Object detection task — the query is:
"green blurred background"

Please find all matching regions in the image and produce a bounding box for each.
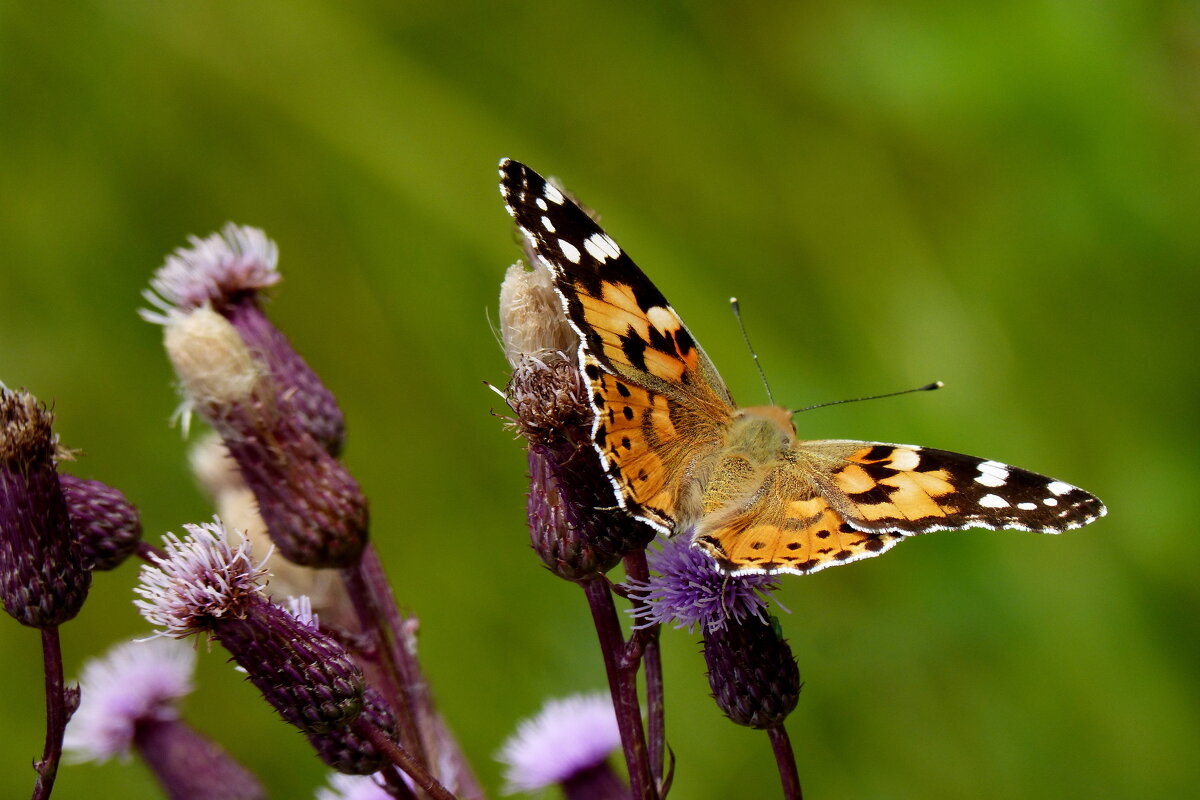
[2,1,1197,798]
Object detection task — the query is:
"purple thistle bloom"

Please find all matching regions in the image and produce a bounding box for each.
[59,474,142,571]
[0,389,91,627]
[626,533,782,634]
[142,223,345,456]
[496,693,624,798]
[316,773,393,800]
[136,520,367,736]
[64,637,266,800]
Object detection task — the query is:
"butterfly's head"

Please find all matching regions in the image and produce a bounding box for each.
[734,405,798,445]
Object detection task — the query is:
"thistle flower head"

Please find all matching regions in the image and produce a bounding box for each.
[626,533,781,634]
[143,224,345,454]
[0,389,91,627]
[306,688,400,775]
[136,519,366,735]
[60,474,142,571]
[134,519,269,638]
[496,693,622,795]
[63,638,196,763]
[141,223,280,318]
[315,773,392,800]
[703,614,801,729]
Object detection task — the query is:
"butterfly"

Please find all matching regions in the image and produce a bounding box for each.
[499,159,1107,577]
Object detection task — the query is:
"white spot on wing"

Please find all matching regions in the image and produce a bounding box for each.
[536,197,548,211]
[1047,481,1073,496]
[1043,497,1059,507]
[558,239,581,263]
[1017,502,1038,511]
[585,232,621,261]
[543,184,565,204]
[887,448,921,471]
[979,494,1010,508]
[975,460,1009,487]
[541,216,556,232]
[646,306,678,332]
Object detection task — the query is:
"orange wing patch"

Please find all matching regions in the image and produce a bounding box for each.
[692,468,905,575]
[588,361,729,532]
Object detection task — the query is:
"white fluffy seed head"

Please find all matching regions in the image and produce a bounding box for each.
[162,306,267,411]
[498,259,578,366]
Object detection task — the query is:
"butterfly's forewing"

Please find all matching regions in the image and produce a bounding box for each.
[695,440,1107,575]
[500,159,735,531]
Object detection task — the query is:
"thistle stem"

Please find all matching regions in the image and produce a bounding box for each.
[33,626,68,800]
[340,552,427,767]
[355,718,457,800]
[767,725,802,800]
[581,576,657,800]
[623,550,665,788]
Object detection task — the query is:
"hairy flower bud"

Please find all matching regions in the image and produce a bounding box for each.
[160,309,367,567]
[703,615,800,729]
[0,390,90,627]
[142,223,344,454]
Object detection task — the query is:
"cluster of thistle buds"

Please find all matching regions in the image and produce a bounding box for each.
[2,217,803,800]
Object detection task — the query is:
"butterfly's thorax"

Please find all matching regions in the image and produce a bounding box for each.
[693,406,798,518]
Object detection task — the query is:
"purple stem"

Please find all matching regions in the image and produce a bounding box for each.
[767,725,803,800]
[581,577,657,800]
[623,550,665,788]
[354,718,457,800]
[345,545,485,800]
[32,626,68,800]
[340,553,427,766]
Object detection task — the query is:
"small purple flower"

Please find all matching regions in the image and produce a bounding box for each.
[315,773,392,800]
[496,693,624,797]
[626,533,782,634]
[141,223,345,454]
[64,637,266,800]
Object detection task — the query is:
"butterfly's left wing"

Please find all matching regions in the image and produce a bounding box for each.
[499,159,735,532]
[694,440,1106,576]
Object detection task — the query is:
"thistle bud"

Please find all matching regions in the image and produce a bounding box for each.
[703,615,800,730]
[0,390,90,627]
[142,223,345,454]
[307,688,400,775]
[159,309,367,567]
[135,521,367,734]
[59,474,141,571]
[500,262,653,577]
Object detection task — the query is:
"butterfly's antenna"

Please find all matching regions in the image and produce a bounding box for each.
[793,381,944,415]
[730,298,775,406]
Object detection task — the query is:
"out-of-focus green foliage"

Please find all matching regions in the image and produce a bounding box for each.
[1,1,1196,798]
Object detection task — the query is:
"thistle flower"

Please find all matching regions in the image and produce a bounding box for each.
[135,520,367,736]
[626,532,780,634]
[59,474,141,571]
[156,308,367,567]
[307,687,401,775]
[0,389,90,627]
[703,615,801,730]
[496,694,625,799]
[141,223,345,454]
[63,638,265,800]
[315,773,392,800]
[500,262,652,578]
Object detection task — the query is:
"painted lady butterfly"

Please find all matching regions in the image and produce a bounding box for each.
[500,159,1106,576]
